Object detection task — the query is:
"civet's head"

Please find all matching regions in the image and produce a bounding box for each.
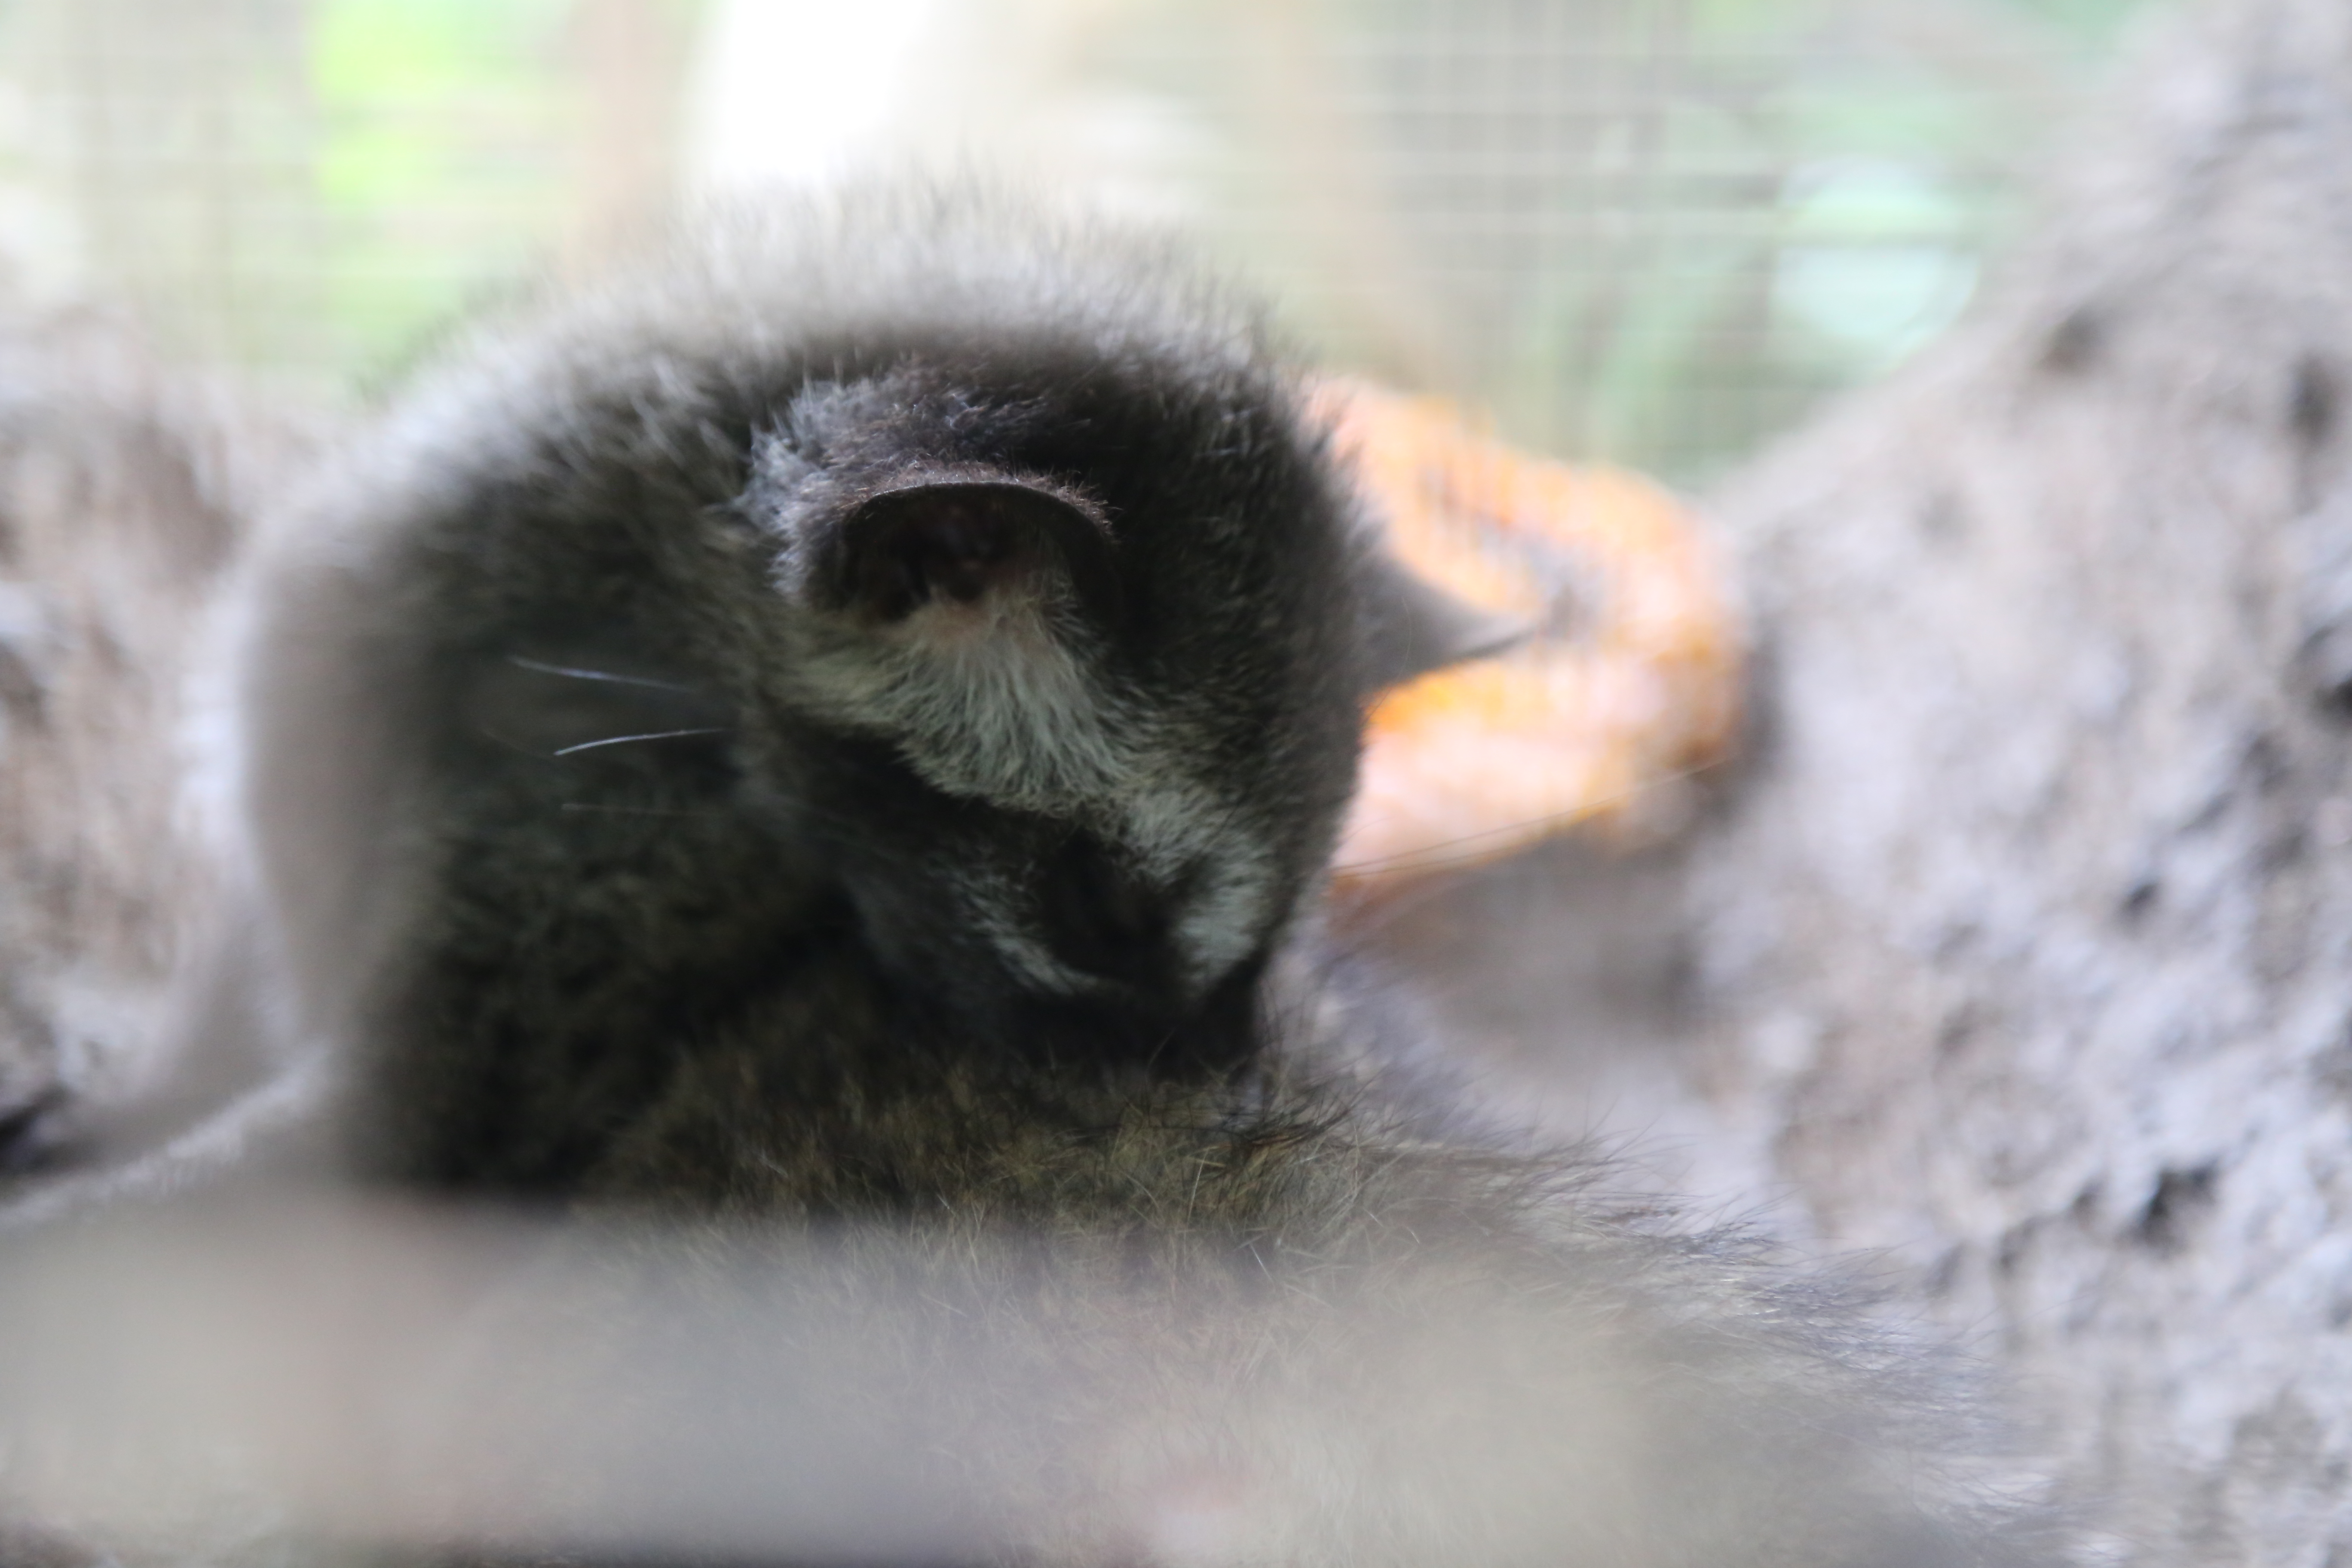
[239,205,1412,1121]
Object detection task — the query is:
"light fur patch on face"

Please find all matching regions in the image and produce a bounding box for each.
[1124,778,1279,992]
[789,590,1127,814]
[786,592,1280,1001]
[940,862,1105,1001]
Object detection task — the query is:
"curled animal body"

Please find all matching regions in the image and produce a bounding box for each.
[0,197,2055,1568]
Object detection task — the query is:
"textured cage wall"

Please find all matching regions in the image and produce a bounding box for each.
[0,0,2157,478]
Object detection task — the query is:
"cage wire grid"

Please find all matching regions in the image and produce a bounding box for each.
[0,0,2154,481]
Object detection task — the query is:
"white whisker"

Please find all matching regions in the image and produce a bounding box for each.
[557,802,724,819]
[508,655,701,692]
[551,728,729,756]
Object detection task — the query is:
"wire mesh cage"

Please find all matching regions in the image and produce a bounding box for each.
[0,0,2158,479]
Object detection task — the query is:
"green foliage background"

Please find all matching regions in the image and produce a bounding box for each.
[310,0,579,373]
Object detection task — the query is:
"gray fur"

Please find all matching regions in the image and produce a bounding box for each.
[136,191,2059,1565]
[235,194,1371,1191]
[0,310,315,1186]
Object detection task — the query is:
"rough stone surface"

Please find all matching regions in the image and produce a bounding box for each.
[0,312,296,1170]
[1397,2,2352,1560]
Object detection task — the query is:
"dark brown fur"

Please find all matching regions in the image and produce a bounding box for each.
[0,196,2057,1567]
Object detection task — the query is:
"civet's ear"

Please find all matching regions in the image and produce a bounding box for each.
[1356,549,1531,694]
[817,481,1122,632]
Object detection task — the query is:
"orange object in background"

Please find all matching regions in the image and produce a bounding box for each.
[1316,380,1744,893]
